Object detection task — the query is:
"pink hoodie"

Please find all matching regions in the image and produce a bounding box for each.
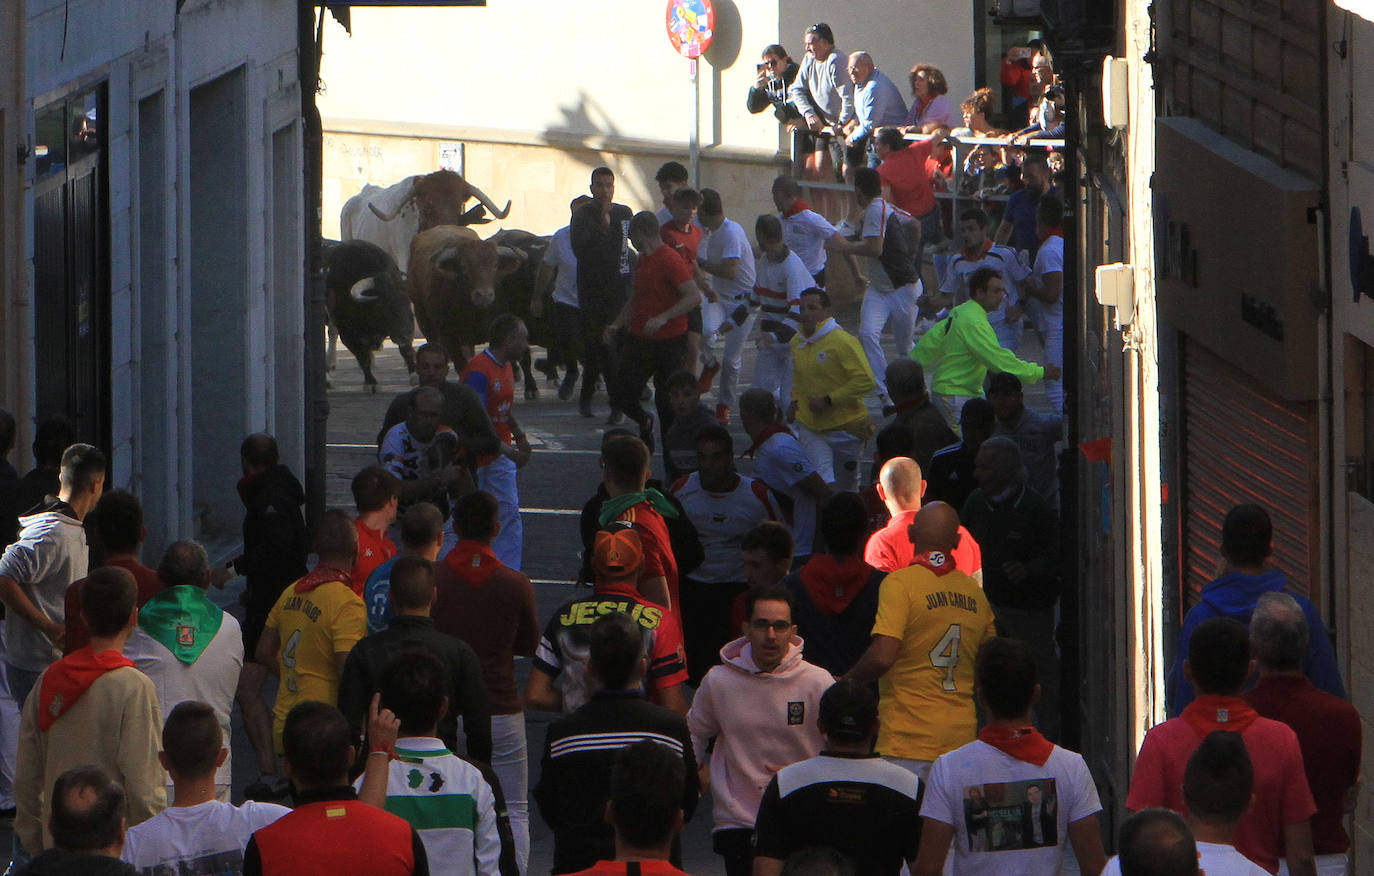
[687,636,835,831]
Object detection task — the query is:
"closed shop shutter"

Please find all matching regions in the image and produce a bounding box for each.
[1180,341,1319,606]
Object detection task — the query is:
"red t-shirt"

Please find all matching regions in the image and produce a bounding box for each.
[1245,674,1362,854]
[630,245,693,340]
[878,141,936,217]
[1126,696,1316,872]
[567,862,690,876]
[351,518,397,597]
[862,509,982,578]
[248,798,420,876]
[64,557,162,654]
[611,500,681,617]
[661,220,702,263]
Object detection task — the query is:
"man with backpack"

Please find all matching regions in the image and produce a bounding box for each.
[826,167,922,406]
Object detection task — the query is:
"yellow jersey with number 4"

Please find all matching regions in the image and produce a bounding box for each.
[265,572,366,751]
[871,551,997,761]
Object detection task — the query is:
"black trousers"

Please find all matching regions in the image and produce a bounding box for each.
[552,302,583,374]
[611,332,688,442]
[713,828,754,876]
[578,309,616,406]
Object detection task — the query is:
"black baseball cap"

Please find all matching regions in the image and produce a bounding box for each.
[819,679,878,742]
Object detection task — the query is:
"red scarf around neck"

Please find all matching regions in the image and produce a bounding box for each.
[978,725,1054,766]
[743,423,794,458]
[783,198,810,218]
[294,564,352,594]
[1038,226,1064,243]
[961,238,994,261]
[799,555,874,615]
[38,648,135,732]
[445,540,501,588]
[1181,695,1258,739]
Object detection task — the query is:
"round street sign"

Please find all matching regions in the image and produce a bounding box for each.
[666,0,714,59]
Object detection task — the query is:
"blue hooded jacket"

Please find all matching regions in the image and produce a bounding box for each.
[1166,568,1346,716]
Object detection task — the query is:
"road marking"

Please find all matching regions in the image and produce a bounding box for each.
[531,579,581,587]
[522,508,581,516]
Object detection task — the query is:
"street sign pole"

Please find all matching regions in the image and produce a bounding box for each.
[689,58,700,185]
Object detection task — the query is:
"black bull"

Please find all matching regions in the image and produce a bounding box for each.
[324,231,555,396]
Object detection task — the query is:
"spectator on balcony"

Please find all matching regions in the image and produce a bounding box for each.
[841,52,907,178]
[953,88,998,138]
[749,45,804,173]
[901,65,960,133]
[788,23,853,215]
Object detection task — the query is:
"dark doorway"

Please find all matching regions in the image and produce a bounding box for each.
[32,86,110,453]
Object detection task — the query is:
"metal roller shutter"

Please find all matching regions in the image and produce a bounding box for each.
[1180,341,1319,606]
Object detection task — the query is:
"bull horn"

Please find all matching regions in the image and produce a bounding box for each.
[496,245,527,262]
[368,176,418,222]
[467,181,511,220]
[349,277,379,302]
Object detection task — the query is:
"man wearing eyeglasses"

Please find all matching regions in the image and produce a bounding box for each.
[686,584,833,876]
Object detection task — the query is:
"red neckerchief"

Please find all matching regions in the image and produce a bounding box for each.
[911,549,957,576]
[978,725,1054,766]
[293,564,352,594]
[38,648,135,732]
[1181,695,1258,738]
[1038,226,1064,243]
[916,95,934,115]
[743,423,794,458]
[445,540,501,588]
[961,238,994,261]
[799,555,874,615]
[783,198,810,218]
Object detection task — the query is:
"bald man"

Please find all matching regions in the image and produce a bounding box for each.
[847,502,997,781]
[864,457,982,580]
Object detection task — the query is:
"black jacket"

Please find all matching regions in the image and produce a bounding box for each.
[535,690,698,874]
[746,61,802,122]
[960,484,1059,610]
[337,615,493,765]
[233,464,308,613]
[923,441,978,512]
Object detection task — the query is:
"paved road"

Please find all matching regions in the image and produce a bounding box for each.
[0,300,1052,872]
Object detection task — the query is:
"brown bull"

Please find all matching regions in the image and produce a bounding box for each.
[368,169,511,229]
[407,226,525,368]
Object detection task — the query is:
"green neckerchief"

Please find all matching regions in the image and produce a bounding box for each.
[598,488,680,527]
[137,586,224,665]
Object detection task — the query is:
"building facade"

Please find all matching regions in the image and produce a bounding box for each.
[1,0,306,559]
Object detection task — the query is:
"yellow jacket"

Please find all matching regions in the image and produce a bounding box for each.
[790,319,876,434]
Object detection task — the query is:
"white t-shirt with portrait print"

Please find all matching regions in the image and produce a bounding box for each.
[122,799,290,875]
[920,739,1102,876]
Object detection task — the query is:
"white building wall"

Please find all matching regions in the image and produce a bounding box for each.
[17,0,303,552]
[315,1,974,240]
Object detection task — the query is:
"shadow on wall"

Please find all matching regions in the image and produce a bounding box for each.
[705,0,742,148]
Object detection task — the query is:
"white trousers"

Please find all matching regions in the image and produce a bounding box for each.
[859,281,921,397]
[795,422,864,492]
[478,454,523,570]
[932,393,973,433]
[752,337,793,406]
[1037,322,1064,414]
[703,302,756,408]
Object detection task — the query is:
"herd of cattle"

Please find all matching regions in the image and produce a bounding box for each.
[325,169,551,395]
